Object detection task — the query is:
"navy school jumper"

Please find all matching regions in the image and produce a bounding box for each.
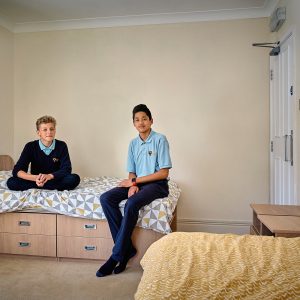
[7,140,80,191]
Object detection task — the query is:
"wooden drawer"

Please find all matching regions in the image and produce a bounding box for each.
[0,233,56,257]
[57,215,111,238]
[57,236,113,260]
[0,212,56,235]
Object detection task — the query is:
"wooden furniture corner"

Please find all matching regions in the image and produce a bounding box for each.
[250,204,300,238]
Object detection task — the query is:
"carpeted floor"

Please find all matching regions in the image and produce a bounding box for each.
[0,255,143,300]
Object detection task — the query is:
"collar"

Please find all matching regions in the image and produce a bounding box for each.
[139,130,154,145]
[39,139,56,155]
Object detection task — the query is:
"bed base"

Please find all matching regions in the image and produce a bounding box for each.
[0,211,175,265]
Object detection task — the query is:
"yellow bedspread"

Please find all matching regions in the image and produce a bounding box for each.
[135,232,300,300]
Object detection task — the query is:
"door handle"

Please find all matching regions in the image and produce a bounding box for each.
[290,130,293,166]
[284,134,288,162]
[284,131,293,166]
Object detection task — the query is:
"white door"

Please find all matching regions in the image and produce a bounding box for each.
[270,32,295,205]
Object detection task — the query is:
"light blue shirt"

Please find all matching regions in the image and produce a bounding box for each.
[39,139,56,155]
[127,130,172,177]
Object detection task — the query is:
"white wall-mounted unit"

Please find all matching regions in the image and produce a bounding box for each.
[270,7,286,32]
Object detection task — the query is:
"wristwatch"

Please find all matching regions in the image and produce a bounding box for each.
[131,177,137,186]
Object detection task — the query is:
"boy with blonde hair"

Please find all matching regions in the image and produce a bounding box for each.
[7,115,80,191]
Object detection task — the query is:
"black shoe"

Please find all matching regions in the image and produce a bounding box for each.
[96,256,118,277]
[114,248,137,274]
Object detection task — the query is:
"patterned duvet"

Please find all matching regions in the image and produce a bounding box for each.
[0,171,180,234]
[135,232,300,299]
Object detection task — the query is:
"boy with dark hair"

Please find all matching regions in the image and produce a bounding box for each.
[97,104,172,277]
[7,115,80,191]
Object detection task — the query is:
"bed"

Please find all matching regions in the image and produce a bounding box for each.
[135,232,300,299]
[0,155,180,264]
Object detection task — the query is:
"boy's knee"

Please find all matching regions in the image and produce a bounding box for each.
[125,201,139,215]
[6,177,18,190]
[64,174,80,189]
[100,192,109,206]
[72,174,80,186]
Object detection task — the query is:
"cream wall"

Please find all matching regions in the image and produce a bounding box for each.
[14,18,270,233]
[0,25,13,155]
[274,0,300,203]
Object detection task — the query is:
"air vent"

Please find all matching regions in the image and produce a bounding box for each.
[270,7,286,32]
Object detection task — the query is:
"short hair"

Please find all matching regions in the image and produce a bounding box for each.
[36,115,56,130]
[132,104,152,121]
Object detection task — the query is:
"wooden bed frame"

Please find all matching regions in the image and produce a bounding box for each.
[0,155,176,265]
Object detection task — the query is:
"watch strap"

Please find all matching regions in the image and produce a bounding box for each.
[131,177,137,186]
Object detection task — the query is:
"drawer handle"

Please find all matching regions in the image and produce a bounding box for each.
[84,224,97,230]
[19,242,30,247]
[19,221,31,226]
[84,245,97,251]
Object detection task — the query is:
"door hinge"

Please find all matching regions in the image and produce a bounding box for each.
[270,70,273,80]
[271,141,273,152]
[290,85,293,96]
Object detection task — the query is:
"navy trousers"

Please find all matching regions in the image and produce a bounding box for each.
[100,180,169,261]
[6,174,80,191]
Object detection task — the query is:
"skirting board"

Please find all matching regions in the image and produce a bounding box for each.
[177,218,251,235]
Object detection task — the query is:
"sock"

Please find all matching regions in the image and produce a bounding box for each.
[114,248,137,274]
[96,256,118,277]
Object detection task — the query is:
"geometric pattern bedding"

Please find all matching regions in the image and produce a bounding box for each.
[0,171,180,234]
[136,232,300,300]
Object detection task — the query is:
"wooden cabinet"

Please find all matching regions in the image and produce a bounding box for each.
[57,215,113,260]
[0,211,167,264]
[250,204,300,238]
[0,212,56,257]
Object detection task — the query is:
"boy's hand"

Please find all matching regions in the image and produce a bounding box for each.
[36,173,54,187]
[118,179,133,188]
[35,174,44,187]
[128,186,139,198]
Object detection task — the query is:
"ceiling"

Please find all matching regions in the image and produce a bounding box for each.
[0,0,279,32]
